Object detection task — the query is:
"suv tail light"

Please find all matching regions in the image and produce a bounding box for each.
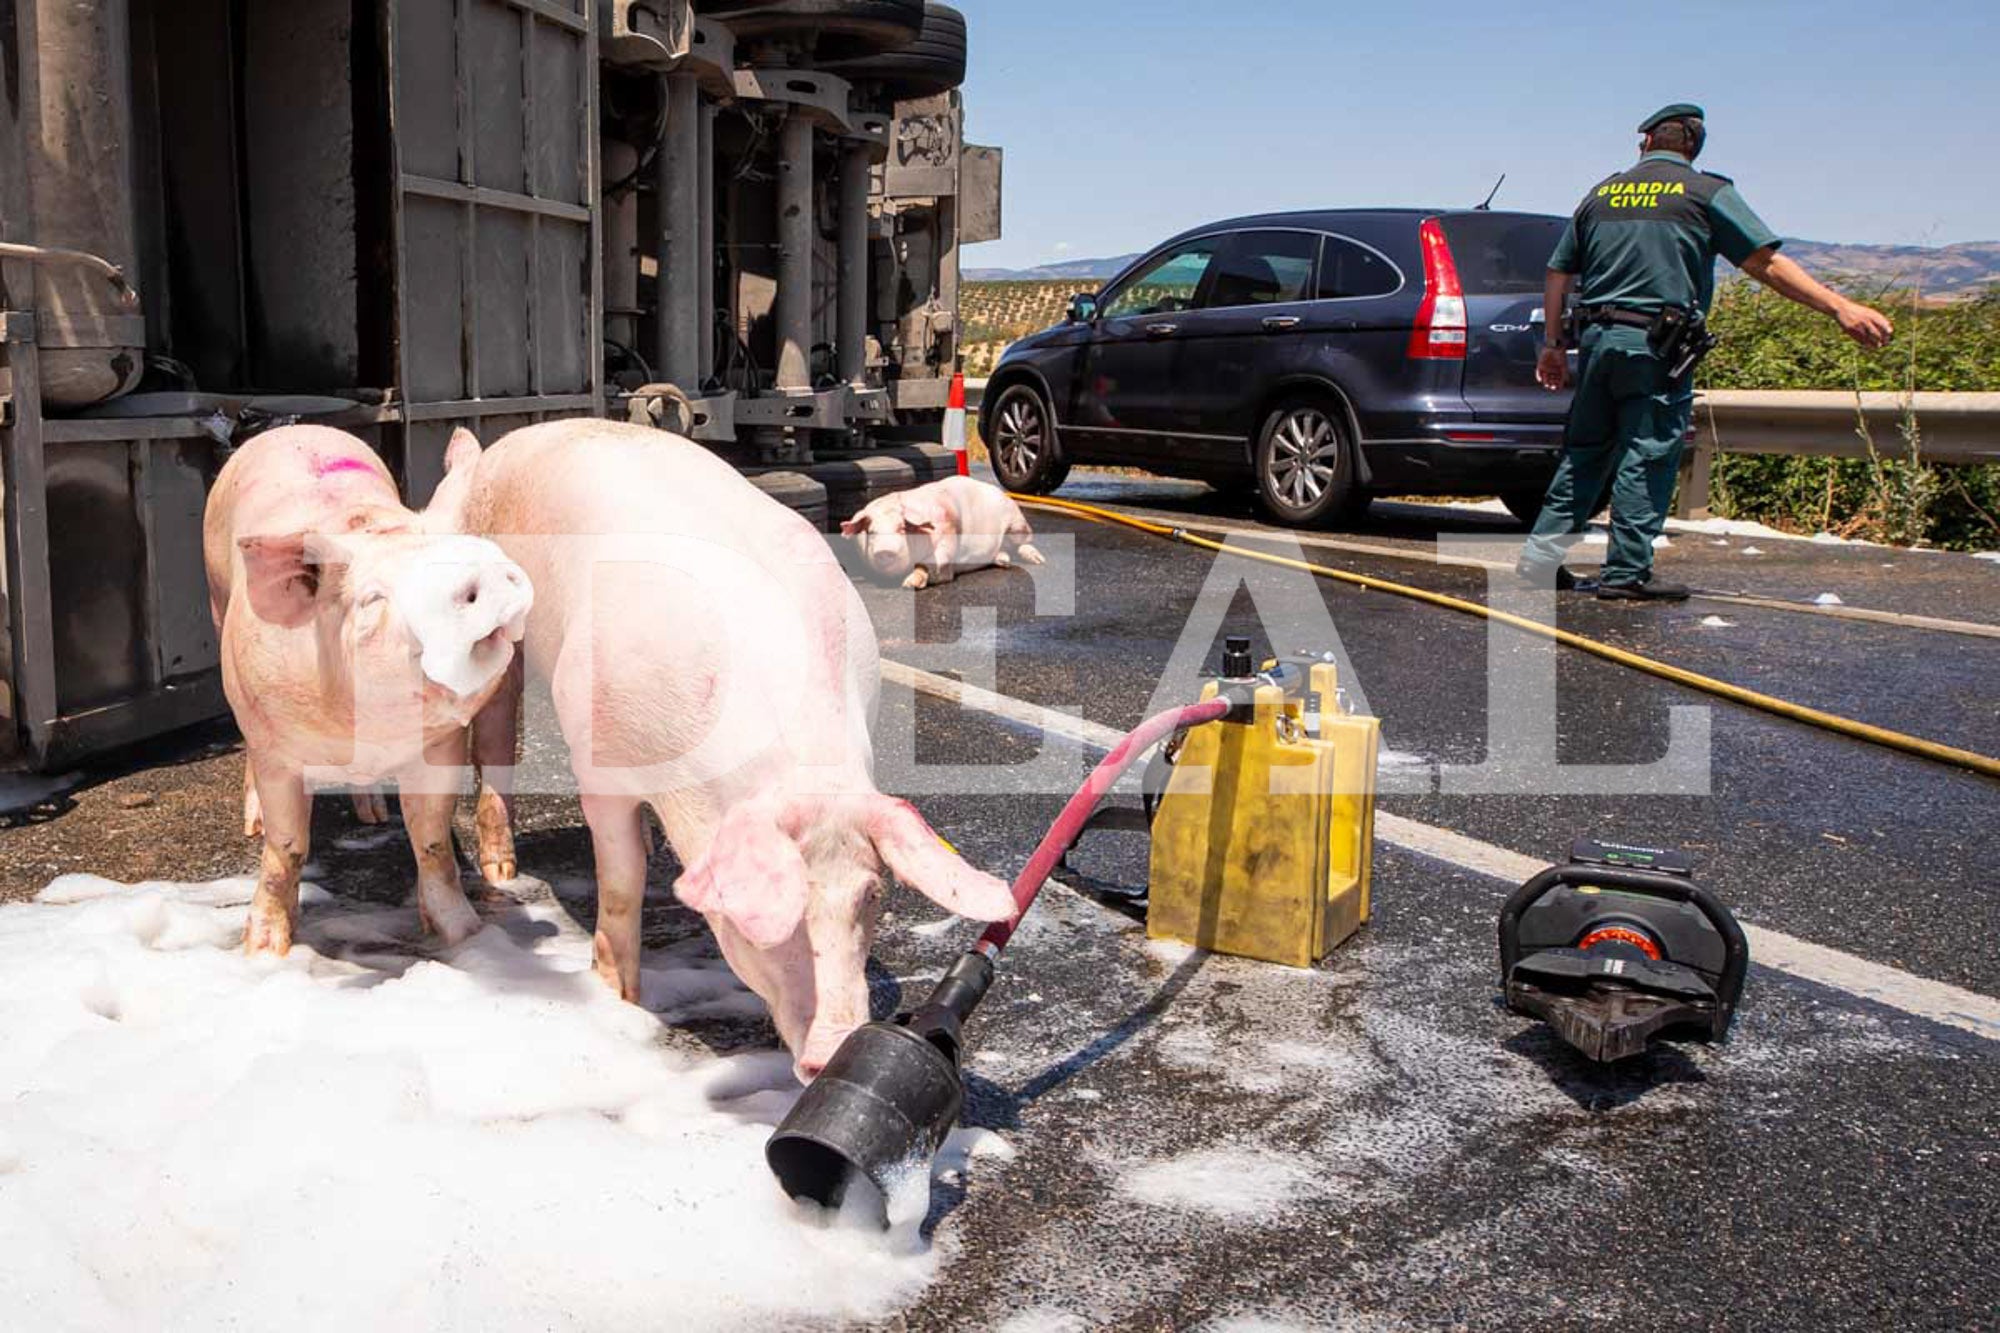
[1407,218,1466,360]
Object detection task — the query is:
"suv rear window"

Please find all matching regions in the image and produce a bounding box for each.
[1438,214,1566,294]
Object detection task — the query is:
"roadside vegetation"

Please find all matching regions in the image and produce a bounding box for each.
[962,279,2000,550]
[1702,283,1999,550]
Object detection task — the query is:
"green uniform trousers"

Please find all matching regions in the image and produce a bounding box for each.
[1520,325,1693,586]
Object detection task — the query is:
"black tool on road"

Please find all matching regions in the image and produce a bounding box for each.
[765,694,1235,1225]
[1499,838,1748,1062]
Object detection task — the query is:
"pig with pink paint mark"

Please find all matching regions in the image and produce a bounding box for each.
[202,425,532,955]
[840,475,1044,589]
[430,420,1015,1081]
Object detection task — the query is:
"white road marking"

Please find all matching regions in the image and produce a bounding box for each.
[884,658,2000,1044]
[1056,500,2000,640]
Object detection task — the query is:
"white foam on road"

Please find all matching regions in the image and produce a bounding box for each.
[0,874,998,1331]
[1116,1146,1314,1219]
[885,661,2000,1044]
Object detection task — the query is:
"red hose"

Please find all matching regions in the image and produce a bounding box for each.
[975,696,1232,956]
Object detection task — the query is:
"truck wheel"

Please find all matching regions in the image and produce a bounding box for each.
[987,384,1070,494]
[820,3,966,99]
[712,0,925,59]
[1500,488,1547,527]
[1255,397,1356,527]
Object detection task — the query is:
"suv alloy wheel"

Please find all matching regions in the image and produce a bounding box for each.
[1255,397,1355,525]
[987,383,1070,494]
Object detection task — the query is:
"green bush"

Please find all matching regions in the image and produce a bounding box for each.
[1700,284,2000,550]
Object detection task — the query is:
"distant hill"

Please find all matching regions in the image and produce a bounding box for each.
[969,240,2000,298]
[965,253,1138,282]
[1777,240,2000,298]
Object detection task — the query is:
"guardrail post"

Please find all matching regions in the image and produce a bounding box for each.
[1675,437,1714,520]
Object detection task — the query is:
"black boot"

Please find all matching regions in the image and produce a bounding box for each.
[1597,578,1690,602]
[1515,562,1581,591]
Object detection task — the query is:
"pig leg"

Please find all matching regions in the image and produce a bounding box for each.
[400,734,481,946]
[582,794,649,1002]
[470,656,523,884]
[992,550,1012,568]
[927,533,961,584]
[1005,513,1044,565]
[241,765,263,839]
[245,760,310,956]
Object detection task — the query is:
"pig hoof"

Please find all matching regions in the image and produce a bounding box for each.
[992,551,1012,568]
[1017,543,1045,565]
[352,788,391,825]
[419,892,482,947]
[593,960,642,1005]
[244,913,293,957]
[902,568,930,590]
[479,855,517,885]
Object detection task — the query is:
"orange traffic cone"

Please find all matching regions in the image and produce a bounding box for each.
[946,371,968,477]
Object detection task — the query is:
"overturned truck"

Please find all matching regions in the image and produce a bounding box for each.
[0,0,1001,768]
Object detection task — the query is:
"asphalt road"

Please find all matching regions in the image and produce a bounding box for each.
[1,477,1993,1331]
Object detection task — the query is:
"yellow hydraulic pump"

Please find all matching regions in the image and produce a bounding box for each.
[1146,642,1381,968]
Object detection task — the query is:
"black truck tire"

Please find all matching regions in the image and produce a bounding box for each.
[819,3,966,99]
[710,0,925,60]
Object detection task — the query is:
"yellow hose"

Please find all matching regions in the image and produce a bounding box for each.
[1014,492,2000,782]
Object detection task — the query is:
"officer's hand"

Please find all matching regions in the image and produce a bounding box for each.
[1836,300,1895,350]
[1536,345,1572,391]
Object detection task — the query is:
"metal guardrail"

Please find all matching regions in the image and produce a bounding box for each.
[1691,390,2000,464]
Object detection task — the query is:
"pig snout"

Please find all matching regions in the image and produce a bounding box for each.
[793,1021,855,1084]
[392,537,534,698]
[868,541,911,576]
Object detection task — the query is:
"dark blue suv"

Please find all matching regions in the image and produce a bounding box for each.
[979,209,1574,525]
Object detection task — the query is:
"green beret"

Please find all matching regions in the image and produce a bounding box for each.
[1638,102,1705,133]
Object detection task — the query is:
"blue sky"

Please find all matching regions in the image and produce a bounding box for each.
[959,0,1999,269]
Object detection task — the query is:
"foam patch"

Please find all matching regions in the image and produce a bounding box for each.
[0,875,1011,1329]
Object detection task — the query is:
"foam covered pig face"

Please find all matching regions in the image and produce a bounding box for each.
[237,528,533,712]
[839,496,932,580]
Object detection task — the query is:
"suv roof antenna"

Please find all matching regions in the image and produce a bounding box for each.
[1476,173,1506,211]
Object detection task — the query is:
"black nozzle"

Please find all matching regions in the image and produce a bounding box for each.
[764,952,996,1226]
[1221,635,1254,677]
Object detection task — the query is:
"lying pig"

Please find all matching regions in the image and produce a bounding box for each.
[203,425,532,955]
[430,420,1015,1080]
[840,475,1044,589]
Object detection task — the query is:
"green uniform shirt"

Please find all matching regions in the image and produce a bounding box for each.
[1548,150,1779,315]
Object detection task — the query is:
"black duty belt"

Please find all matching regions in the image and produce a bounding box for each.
[1577,306,1657,330]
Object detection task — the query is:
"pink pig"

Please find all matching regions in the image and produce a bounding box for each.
[840,475,1044,589]
[430,420,1017,1081]
[203,425,532,955]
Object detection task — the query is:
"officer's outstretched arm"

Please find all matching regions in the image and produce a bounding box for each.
[1739,247,1895,350]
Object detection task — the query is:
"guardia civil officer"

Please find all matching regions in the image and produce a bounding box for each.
[1517,104,1895,600]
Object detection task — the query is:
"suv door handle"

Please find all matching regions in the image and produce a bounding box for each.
[1261,315,1300,332]
[1144,322,1179,338]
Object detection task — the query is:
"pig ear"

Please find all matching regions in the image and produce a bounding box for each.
[839,512,871,536]
[444,427,483,473]
[898,492,941,534]
[676,801,811,949]
[238,533,342,628]
[865,797,1016,922]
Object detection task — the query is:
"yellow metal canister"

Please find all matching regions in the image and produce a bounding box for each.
[1145,663,1380,967]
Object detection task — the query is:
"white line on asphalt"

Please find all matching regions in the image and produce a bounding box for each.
[884,658,2000,1044]
[1058,501,2000,640]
